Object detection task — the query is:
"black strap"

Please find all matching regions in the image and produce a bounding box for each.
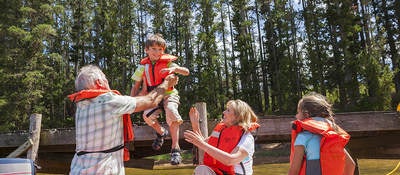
[146,106,162,117]
[145,100,164,117]
[77,144,124,156]
[239,161,246,175]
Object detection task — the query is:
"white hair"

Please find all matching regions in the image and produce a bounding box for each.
[75,65,107,91]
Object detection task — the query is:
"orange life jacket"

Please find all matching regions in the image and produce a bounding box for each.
[203,122,259,175]
[290,118,350,175]
[140,54,177,92]
[68,89,134,161]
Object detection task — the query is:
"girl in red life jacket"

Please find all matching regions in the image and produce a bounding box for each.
[288,92,356,175]
[184,100,260,175]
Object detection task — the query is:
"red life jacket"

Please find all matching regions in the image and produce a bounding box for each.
[68,89,134,161]
[290,118,350,175]
[140,54,177,91]
[203,122,259,175]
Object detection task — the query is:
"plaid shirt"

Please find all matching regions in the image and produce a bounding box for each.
[70,92,137,175]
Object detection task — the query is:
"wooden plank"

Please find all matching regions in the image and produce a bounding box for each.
[255,111,400,142]
[347,131,400,159]
[6,139,33,158]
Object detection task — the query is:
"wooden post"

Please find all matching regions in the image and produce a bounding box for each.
[195,102,208,165]
[27,114,42,164]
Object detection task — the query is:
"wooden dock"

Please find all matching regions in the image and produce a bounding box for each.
[0,111,399,173]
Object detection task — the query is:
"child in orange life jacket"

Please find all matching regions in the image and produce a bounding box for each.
[184,100,260,175]
[288,92,356,175]
[130,33,189,165]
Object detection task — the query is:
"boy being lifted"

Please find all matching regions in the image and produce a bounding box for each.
[130,33,190,165]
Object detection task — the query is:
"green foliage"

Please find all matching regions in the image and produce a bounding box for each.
[0,0,399,132]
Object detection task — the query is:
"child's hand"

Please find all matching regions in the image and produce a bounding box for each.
[160,67,175,74]
[164,74,178,87]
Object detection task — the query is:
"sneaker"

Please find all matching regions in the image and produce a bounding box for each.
[152,129,168,151]
[170,149,182,165]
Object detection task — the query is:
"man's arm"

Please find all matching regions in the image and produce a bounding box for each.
[133,74,177,112]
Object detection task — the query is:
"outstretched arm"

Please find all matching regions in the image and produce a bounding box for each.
[184,130,248,166]
[133,74,177,112]
[160,63,190,76]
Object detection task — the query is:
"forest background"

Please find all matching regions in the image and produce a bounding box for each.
[0,0,399,132]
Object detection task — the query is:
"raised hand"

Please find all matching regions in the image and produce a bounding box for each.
[189,107,200,133]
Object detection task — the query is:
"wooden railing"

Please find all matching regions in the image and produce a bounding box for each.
[1,108,399,173]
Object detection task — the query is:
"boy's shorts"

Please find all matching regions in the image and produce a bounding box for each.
[143,94,183,126]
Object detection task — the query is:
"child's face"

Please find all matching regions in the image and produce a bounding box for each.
[295,106,306,120]
[222,105,237,127]
[145,45,165,61]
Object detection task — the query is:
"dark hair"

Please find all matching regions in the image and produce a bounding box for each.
[298,92,343,133]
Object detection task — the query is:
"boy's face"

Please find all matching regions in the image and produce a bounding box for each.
[145,45,165,61]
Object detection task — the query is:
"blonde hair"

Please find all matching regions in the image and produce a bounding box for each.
[145,33,166,49]
[226,99,258,131]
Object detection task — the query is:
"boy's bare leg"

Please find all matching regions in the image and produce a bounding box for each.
[144,114,168,151]
[143,114,166,135]
[169,120,182,165]
[170,121,180,150]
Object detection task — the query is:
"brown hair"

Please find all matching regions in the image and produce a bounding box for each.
[298,92,333,118]
[145,33,166,49]
[298,92,343,133]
